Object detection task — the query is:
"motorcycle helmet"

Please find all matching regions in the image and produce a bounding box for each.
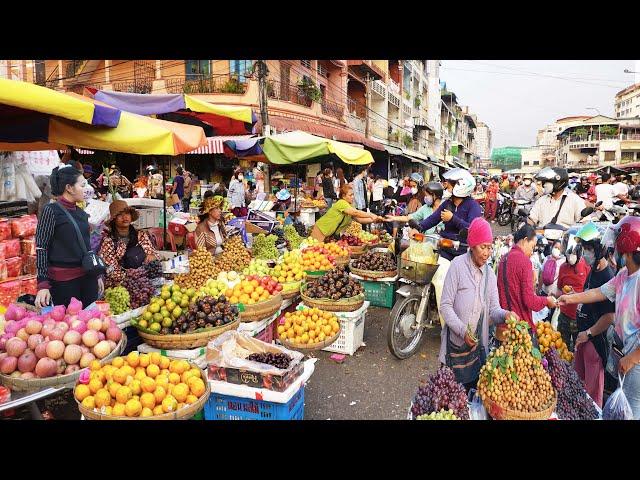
[575,222,607,267]
[443,169,475,198]
[424,181,444,199]
[612,216,640,255]
[535,167,569,194]
[492,175,500,182]
[146,165,158,174]
[561,225,582,266]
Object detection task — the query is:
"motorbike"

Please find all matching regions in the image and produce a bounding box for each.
[513,199,534,233]
[586,200,640,223]
[496,192,514,227]
[386,230,467,359]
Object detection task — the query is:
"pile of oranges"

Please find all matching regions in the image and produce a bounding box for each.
[74,351,207,418]
[277,308,340,346]
[535,321,573,362]
[301,250,336,272]
[304,243,349,258]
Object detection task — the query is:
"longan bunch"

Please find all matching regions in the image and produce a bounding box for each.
[214,236,251,272]
[175,248,218,290]
[478,318,555,413]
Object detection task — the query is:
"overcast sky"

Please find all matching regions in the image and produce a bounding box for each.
[439,60,638,150]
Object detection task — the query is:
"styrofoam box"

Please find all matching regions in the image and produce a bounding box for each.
[124,198,164,208]
[298,301,369,356]
[137,343,206,360]
[237,310,280,336]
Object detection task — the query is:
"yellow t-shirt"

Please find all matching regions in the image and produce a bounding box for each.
[315,199,352,237]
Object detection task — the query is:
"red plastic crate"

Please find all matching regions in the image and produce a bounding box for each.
[255,322,274,344]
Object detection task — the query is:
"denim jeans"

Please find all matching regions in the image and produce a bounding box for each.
[623,364,640,420]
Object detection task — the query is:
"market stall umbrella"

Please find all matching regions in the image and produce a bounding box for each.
[90,89,256,135]
[262,131,374,165]
[223,136,263,158]
[0,78,121,127]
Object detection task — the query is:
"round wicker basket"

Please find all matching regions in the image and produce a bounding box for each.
[279,280,302,300]
[347,245,367,257]
[349,263,397,279]
[334,255,349,267]
[78,363,210,420]
[482,391,557,420]
[0,335,127,392]
[239,293,283,322]
[138,319,239,350]
[280,328,340,352]
[300,284,365,312]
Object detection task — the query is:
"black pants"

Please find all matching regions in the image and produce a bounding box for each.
[51,275,99,309]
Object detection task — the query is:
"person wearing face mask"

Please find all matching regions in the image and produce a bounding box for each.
[539,240,566,297]
[575,176,590,198]
[528,167,586,229]
[406,182,423,214]
[555,233,591,351]
[514,174,538,203]
[385,182,443,234]
[497,225,558,330]
[558,216,640,418]
[227,168,247,217]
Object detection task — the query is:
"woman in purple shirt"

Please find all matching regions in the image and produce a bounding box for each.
[439,217,519,390]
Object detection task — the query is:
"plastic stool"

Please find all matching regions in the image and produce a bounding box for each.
[147,227,165,250]
[186,232,197,250]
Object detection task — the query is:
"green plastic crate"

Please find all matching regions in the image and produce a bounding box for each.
[361,280,395,308]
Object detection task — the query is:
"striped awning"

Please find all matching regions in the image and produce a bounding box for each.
[187,135,256,155]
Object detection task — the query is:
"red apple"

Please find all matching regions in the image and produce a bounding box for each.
[275,284,283,292]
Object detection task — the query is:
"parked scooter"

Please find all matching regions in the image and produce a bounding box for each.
[496,192,514,227]
[513,199,534,233]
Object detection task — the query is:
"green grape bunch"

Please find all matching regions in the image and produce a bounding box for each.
[104,286,131,315]
[252,233,280,260]
[283,224,304,250]
[416,409,459,420]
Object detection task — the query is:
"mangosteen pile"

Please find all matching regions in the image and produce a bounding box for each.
[173,295,238,334]
[352,251,396,272]
[305,266,363,300]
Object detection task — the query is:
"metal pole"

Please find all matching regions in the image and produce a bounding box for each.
[162,156,167,248]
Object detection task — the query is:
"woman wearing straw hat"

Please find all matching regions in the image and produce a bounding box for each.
[99,200,158,286]
[195,196,228,255]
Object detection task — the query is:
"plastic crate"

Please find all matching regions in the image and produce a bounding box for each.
[361,280,395,308]
[255,322,275,344]
[204,385,305,420]
[321,306,367,356]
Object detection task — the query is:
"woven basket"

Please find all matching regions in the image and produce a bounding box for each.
[281,290,301,300]
[279,280,302,299]
[0,335,127,392]
[280,328,340,352]
[348,245,367,257]
[483,391,557,420]
[349,263,397,280]
[300,284,365,312]
[239,293,283,322]
[78,363,210,420]
[138,319,239,350]
[334,255,349,267]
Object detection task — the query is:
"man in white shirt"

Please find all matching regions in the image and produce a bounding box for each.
[595,173,619,209]
[613,175,630,203]
[528,167,586,228]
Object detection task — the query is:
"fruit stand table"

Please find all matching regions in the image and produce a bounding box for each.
[0,386,65,420]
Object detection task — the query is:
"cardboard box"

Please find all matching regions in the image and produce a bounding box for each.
[207,361,304,392]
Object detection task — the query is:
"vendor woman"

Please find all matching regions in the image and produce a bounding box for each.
[312,185,385,242]
[99,200,159,285]
[195,196,227,255]
[35,165,104,308]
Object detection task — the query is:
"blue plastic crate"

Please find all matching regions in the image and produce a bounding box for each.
[204,385,305,420]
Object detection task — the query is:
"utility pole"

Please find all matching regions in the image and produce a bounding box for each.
[256,60,271,193]
[365,73,371,138]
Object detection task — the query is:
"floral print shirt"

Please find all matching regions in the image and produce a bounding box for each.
[99,229,158,285]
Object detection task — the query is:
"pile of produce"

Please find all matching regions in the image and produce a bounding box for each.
[176,296,238,334]
[243,258,272,276]
[535,321,573,362]
[375,230,393,245]
[282,224,305,250]
[344,222,362,236]
[136,284,200,334]
[545,348,598,420]
[74,352,207,417]
[143,260,163,279]
[354,230,379,244]
[301,249,336,272]
[351,251,396,272]
[416,409,460,420]
[304,266,363,300]
[304,243,349,259]
[214,236,251,272]
[277,308,340,346]
[227,276,282,305]
[337,235,364,247]
[410,366,469,420]
[270,251,306,284]
[121,268,154,309]
[247,352,292,369]
[251,233,280,260]
[478,318,555,414]
[175,248,218,290]
[104,286,130,315]
[0,301,122,379]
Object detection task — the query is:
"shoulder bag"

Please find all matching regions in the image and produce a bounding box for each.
[55,203,106,276]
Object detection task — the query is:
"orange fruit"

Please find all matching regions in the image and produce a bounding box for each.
[90,359,102,371]
[126,351,140,368]
[159,356,170,370]
[112,402,126,417]
[153,386,167,404]
[140,392,156,410]
[88,378,103,395]
[90,370,106,384]
[75,384,91,402]
[141,407,154,418]
[130,379,142,396]
[104,406,113,416]
[181,370,195,384]
[138,353,150,368]
[108,381,122,398]
[161,369,170,377]
[112,368,128,385]
[155,375,169,390]
[122,365,136,377]
[153,405,164,416]
[81,396,95,409]
[134,369,147,381]
[115,386,132,404]
[172,383,189,403]
[169,372,181,385]
[188,368,201,380]
[146,364,160,378]
[111,357,125,369]
[150,352,162,366]
[186,394,199,405]
[189,378,206,398]
[140,377,156,393]
[161,395,178,413]
[125,398,142,417]
[94,389,112,409]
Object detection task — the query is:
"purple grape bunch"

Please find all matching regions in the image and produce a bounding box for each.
[123,267,155,309]
[144,260,163,279]
[411,366,469,420]
[544,348,598,420]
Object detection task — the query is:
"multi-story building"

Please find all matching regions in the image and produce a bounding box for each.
[474,121,492,164]
[0,60,39,82]
[615,83,640,119]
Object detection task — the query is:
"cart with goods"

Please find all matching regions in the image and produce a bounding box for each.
[205,331,314,420]
[75,353,209,419]
[300,266,365,312]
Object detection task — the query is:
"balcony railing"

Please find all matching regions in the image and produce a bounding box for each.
[320,97,344,120]
[165,75,248,95]
[621,133,640,141]
[347,97,367,119]
[372,80,386,98]
[388,89,401,108]
[369,116,388,140]
[267,79,313,108]
[64,60,85,79]
[113,79,153,94]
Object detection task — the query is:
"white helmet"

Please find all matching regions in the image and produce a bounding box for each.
[444,169,475,198]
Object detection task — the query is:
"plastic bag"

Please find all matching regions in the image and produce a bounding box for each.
[206,330,304,376]
[468,388,488,420]
[84,199,111,228]
[0,280,22,306]
[20,237,35,256]
[551,307,560,331]
[0,220,11,242]
[10,215,37,238]
[6,257,22,278]
[1,239,20,259]
[603,374,634,420]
